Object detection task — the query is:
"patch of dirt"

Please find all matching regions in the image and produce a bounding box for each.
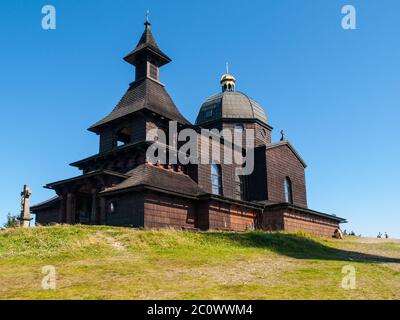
[96,232,126,251]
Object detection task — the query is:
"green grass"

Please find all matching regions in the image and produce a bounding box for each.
[0,225,399,300]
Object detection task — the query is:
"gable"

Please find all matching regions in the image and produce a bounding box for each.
[265,141,307,168]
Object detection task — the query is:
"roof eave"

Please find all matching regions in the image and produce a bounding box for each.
[70,141,151,168]
[198,194,265,210]
[124,46,171,67]
[100,184,201,199]
[196,117,272,131]
[31,196,60,211]
[88,104,190,133]
[46,170,129,189]
[265,203,347,223]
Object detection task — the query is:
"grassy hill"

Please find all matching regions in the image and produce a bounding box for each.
[0,225,399,300]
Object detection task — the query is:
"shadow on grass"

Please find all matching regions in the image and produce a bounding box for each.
[203,232,400,264]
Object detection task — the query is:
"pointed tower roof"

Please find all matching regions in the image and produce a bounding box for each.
[89,18,189,133]
[123,19,171,67]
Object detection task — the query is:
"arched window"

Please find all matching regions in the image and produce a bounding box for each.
[261,128,267,139]
[114,127,131,148]
[211,163,222,195]
[284,177,293,204]
[234,124,244,133]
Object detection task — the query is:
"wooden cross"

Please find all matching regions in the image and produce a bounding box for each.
[280,130,286,141]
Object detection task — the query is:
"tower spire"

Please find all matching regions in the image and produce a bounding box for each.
[124,16,171,82]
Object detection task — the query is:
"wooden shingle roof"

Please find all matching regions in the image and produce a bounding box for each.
[89,78,190,132]
[196,91,268,126]
[101,164,205,198]
[124,20,171,67]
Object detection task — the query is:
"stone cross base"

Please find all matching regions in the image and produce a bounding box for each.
[18,218,33,228]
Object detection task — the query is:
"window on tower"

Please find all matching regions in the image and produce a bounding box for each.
[261,128,267,139]
[284,177,293,204]
[149,63,158,80]
[114,127,132,148]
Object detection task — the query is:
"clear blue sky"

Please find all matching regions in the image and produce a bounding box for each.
[0,0,399,237]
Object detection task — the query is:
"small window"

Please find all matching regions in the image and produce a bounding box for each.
[284,177,293,204]
[261,128,267,139]
[150,63,158,80]
[109,202,115,213]
[234,124,245,133]
[211,163,222,195]
[114,127,131,148]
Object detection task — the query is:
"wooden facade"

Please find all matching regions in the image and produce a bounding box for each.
[32,19,346,237]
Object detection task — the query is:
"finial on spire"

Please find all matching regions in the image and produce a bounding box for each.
[221,62,236,92]
[220,73,236,92]
[145,10,151,27]
[280,130,286,141]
